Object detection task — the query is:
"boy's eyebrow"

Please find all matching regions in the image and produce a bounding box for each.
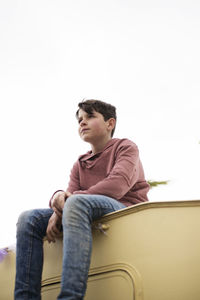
[88,111,95,116]
[78,111,95,120]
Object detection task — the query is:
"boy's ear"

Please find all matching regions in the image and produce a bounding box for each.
[107,118,116,132]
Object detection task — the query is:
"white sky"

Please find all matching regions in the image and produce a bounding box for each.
[0,0,200,248]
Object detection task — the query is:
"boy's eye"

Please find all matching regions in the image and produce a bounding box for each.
[88,113,95,118]
[78,113,95,124]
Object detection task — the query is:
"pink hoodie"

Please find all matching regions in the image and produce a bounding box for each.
[67,138,149,206]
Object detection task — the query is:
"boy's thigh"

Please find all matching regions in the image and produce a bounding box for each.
[66,194,125,220]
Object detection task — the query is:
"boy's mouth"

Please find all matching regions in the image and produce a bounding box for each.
[81,128,90,134]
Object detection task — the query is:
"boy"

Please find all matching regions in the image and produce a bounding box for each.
[15,99,149,299]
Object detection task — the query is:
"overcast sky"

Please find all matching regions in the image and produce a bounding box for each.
[0,0,200,247]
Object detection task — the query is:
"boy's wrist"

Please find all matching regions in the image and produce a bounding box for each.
[49,190,65,208]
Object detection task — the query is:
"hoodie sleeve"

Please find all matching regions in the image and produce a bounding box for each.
[48,160,81,207]
[67,161,81,193]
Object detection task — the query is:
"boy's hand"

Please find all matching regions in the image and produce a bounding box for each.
[52,191,72,217]
[46,212,62,243]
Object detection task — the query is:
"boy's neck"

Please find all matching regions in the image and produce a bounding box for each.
[91,137,112,154]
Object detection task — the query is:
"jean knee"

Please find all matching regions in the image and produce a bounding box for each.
[17,209,47,234]
[64,194,90,211]
[62,194,91,228]
[17,209,52,240]
[16,210,34,233]
[63,195,91,223]
[17,209,32,225]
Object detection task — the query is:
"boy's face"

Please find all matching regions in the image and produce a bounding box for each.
[77,109,114,144]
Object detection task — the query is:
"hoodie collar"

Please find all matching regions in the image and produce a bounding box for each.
[79,138,118,162]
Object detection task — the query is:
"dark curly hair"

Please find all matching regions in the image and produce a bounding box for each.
[76,99,117,137]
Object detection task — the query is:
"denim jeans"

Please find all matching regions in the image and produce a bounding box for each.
[14,194,126,299]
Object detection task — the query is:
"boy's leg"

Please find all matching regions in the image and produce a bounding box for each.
[58,194,126,300]
[14,208,53,300]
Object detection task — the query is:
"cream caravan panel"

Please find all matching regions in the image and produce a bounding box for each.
[85,269,134,300]
[42,283,60,300]
[41,269,134,300]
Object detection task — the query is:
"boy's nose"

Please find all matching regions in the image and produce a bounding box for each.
[80,119,87,126]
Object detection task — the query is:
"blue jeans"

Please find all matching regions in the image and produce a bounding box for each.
[14,194,126,299]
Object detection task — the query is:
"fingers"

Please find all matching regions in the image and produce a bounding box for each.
[46,213,62,243]
[52,194,65,214]
[46,227,60,243]
[46,230,56,243]
[53,201,64,215]
[46,226,56,243]
[54,208,63,218]
[65,191,72,198]
[52,191,72,216]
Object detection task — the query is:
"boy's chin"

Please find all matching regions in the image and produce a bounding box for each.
[81,136,91,143]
